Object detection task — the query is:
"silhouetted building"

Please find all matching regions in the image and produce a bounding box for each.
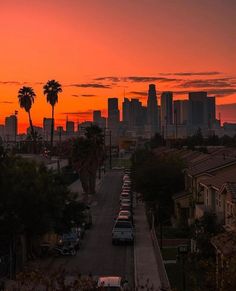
[43,118,53,140]
[161,92,173,130]
[173,100,189,125]
[147,84,159,135]
[93,110,106,129]
[122,98,130,125]
[66,121,75,133]
[108,98,120,131]
[5,115,17,141]
[188,92,215,128]
[0,125,4,138]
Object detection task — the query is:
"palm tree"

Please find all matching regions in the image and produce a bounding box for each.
[17,86,36,152]
[43,80,62,149]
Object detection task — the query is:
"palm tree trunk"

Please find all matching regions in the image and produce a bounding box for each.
[51,105,54,150]
[28,111,36,154]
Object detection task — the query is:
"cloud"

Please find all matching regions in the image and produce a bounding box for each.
[179,78,235,88]
[69,83,111,89]
[0,81,21,85]
[161,71,222,76]
[129,91,147,96]
[72,94,80,97]
[81,94,96,97]
[61,110,93,116]
[94,76,121,82]
[0,101,14,104]
[125,76,179,83]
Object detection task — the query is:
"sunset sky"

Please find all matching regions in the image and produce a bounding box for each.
[0,0,236,132]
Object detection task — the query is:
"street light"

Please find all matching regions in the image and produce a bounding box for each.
[177,244,189,291]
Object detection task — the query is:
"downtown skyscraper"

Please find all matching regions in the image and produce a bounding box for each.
[147,84,159,135]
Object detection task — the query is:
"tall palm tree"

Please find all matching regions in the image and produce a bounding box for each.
[17,86,36,152]
[43,80,62,149]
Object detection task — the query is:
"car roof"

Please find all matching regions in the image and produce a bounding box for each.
[97,276,122,287]
[119,210,131,215]
[117,215,130,219]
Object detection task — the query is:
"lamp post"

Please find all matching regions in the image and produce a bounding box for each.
[177,244,189,291]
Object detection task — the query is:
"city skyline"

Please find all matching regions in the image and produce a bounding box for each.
[0,0,236,131]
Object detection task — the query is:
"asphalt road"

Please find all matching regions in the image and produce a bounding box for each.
[41,170,134,286]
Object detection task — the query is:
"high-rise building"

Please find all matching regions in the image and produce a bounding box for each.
[188,92,208,126]
[147,84,159,135]
[43,118,53,140]
[122,98,130,125]
[207,96,216,127]
[188,92,215,128]
[0,125,5,139]
[180,100,189,125]
[108,98,120,131]
[173,101,181,125]
[161,92,173,130]
[66,121,75,134]
[93,110,106,129]
[5,115,17,141]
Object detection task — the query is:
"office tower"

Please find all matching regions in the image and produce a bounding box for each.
[207,96,216,127]
[122,98,130,124]
[66,121,75,133]
[147,84,159,135]
[180,100,189,125]
[93,110,106,129]
[161,92,173,130]
[43,118,53,140]
[5,115,17,141]
[93,110,102,123]
[108,97,120,131]
[188,92,208,126]
[130,98,143,127]
[173,101,181,125]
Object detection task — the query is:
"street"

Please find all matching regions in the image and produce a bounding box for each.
[37,170,134,286]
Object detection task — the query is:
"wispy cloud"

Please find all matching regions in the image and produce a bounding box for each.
[0,101,14,104]
[124,76,179,83]
[161,71,222,76]
[94,76,121,82]
[0,81,21,85]
[179,78,236,88]
[61,110,93,116]
[129,91,147,96]
[68,83,111,89]
[81,94,97,97]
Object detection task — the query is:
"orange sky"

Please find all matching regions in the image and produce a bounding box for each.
[0,0,235,132]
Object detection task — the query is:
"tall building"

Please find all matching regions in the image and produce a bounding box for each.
[5,115,17,141]
[207,96,216,127]
[189,92,208,126]
[66,121,75,134]
[93,110,106,129]
[43,118,53,140]
[122,98,130,125]
[161,91,173,130]
[0,125,5,139]
[108,98,120,131]
[147,84,159,135]
[188,92,215,128]
[174,100,189,125]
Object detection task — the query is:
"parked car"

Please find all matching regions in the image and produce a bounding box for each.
[112,221,134,245]
[97,276,129,290]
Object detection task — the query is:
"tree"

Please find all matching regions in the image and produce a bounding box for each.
[60,125,105,195]
[17,86,36,152]
[43,80,62,149]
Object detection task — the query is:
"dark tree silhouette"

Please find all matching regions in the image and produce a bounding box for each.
[17,86,36,152]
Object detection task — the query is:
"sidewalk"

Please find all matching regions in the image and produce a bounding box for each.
[134,202,161,290]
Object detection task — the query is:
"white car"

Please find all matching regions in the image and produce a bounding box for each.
[97,276,129,290]
[112,221,134,245]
